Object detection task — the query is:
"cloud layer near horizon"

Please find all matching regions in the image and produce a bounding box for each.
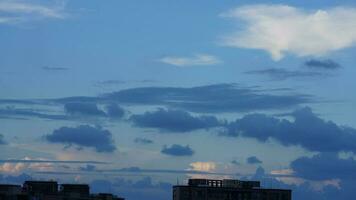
[221,5,356,60]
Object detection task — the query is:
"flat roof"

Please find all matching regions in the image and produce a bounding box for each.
[173,185,291,192]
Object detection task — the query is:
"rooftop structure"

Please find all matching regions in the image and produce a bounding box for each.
[0,181,124,200]
[174,179,291,200]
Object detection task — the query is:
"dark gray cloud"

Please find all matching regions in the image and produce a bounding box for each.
[1,84,312,114]
[134,138,153,144]
[42,66,69,71]
[161,144,194,156]
[103,84,311,113]
[105,103,125,119]
[231,160,240,165]
[0,134,7,145]
[305,59,341,70]
[291,153,356,181]
[224,107,356,153]
[79,164,97,172]
[64,102,106,116]
[0,102,124,121]
[0,99,40,105]
[45,125,116,153]
[130,108,221,132]
[245,68,325,80]
[247,156,262,164]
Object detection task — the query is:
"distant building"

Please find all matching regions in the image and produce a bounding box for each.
[0,184,27,200]
[60,184,90,198]
[0,181,124,200]
[173,179,291,200]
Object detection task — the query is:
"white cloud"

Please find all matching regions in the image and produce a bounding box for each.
[221,4,356,60]
[270,168,294,176]
[0,157,55,174]
[158,54,222,67]
[0,0,66,24]
[189,161,216,172]
[0,163,26,173]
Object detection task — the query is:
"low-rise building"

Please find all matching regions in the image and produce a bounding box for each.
[0,181,124,200]
[173,179,291,200]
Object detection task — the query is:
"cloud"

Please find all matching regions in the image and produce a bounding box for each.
[224,107,356,153]
[231,160,240,165]
[0,163,26,173]
[221,5,356,60]
[0,134,7,145]
[161,144,194,156]
[304,59,341,70]
[0,0,66,24]
[189,162,216,172]
[130,108,221,132]
[0,158,60,174]
[90,177,171,200]
[100,166,230,176]
[79,164,97,172]
[291,153,356,181]
[45,125,117,153]
[105,104,125,119]
[94,80,126,88]
[42,66,69,71]
[104,84,311,113]
[1,84,312,118]
[0,173,32,184]
[158,54,221,66]
[9,84,311,114]
[247,156,263,164]
[0,159,108,164]
[134,138,153,144]
[0,103,125,121]
[245,68,325,80]
[64,102,106,117]
[0,107,67,120]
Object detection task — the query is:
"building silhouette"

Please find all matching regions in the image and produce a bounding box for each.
[0,181,124,200]
[173,179,291,200]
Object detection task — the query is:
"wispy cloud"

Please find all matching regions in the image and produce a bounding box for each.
[0,0,67,24]
[0,159,108,164]
[221,5,356,60]
[304,59,341,70]
[158,54,222,67]
[42,66,69,71]
[245,68,326,80]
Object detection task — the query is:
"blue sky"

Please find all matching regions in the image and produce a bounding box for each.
[1,0,356,199]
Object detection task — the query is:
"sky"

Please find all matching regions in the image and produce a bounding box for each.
[1,0,356,199]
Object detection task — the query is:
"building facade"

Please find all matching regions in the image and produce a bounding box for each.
[0,181,124,200]
[173,179,291,200]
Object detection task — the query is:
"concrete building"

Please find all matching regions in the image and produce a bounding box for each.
[60,184,90,198]
[173,179,291,200]
[0,184,27,200]
[0,181,124,200]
